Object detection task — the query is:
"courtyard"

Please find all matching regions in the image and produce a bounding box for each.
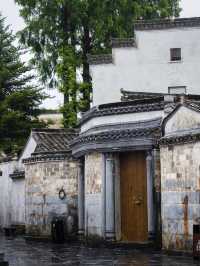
[0,236,199,266]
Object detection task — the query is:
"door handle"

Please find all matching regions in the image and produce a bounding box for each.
[133,195,143,205]
[133,200,142,205]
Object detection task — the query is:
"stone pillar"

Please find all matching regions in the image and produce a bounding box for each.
[105,154,115,240]
[153,148,162,248]
[78,160,84,236]
[146,151,155,238]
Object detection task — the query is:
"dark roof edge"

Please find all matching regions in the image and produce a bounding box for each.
[39,109,61,114]
[71,127,160,157]
[160,131,200,146]
[81,116,162,136]
[32,150,71,156]
[87,38,136,65]
[0,157,17,163]
[111,38,136,48]
[99,96,164,109]
[134,17,200,31]
[9,171,25,180]
[79,98,164,125]
[23,153,72,164]
[31,128,78,134]
[87,54,113,65]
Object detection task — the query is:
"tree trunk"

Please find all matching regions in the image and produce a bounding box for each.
[82,25,91,83]
[61,3,70,104]
[82,24,91,110]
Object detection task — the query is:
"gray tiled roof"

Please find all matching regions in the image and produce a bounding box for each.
[111,38,136,48]
[9,170,25,180]
[79,97,164,125]
[71,117,162,157]
[135,17,200,31]
[32,129,78,155]
[87,54,113,65]
[160,128,200,146]
[121,90,165,101]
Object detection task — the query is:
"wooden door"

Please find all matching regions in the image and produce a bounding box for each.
[120,151,148,242]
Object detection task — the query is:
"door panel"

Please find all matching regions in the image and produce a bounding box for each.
[120,151,148,242]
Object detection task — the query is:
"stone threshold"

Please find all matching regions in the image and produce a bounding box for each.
[162,249,193,257]
[105,241,155,249]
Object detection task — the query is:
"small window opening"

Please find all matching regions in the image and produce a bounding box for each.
[170,48,181,61]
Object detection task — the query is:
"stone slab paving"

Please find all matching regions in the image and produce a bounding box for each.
[0,237,199,266]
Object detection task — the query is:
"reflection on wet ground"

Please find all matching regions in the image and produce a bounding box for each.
[0,236,199,266]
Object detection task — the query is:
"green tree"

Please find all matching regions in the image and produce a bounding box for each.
[15,0,181,127]
[0,15,47,156]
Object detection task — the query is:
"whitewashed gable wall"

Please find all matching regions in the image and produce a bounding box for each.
[165,106,200,134]
[91,27,200,106]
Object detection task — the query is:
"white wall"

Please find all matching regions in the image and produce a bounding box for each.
[18,135,37,168]
[165,106,200,135]
[0,161,15,227]
[0,161,25,227]
[81,111,163,133]
[11,179,25,224]
[0,135,37,229]
[91,27,200,106]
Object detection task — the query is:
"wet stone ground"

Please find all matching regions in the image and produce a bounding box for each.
[0,236,200,266]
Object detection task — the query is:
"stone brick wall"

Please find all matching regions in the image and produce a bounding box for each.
[161,143,200,251]
[25,158,78,236]
[85,153,102,195]
[85,152,103,237]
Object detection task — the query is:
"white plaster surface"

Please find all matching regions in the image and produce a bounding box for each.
[18,135,37,168]
[0,133,38,229]
[0,161,25,227]
[81,111,163,133]
[11,179,25,224]
[85,194,103,236]
[91,27,200,106]
[165,106,200,134]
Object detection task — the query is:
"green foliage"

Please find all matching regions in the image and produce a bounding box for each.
[57,44,78,127]
[0,15,47,156]
[15,0,181,128]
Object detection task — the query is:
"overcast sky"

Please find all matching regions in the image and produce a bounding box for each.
[0,0,199,109]
[0,0,64,109]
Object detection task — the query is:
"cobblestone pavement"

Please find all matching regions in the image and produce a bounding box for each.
[0,236,199,266]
